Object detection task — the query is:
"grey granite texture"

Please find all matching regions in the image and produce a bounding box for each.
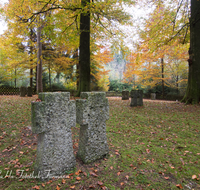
[76,92,109,163]
[130,90,143,107]
[31,92,76,180]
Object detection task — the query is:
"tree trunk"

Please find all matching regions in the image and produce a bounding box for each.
[15,68,17,88]
[176,75,179,94]
[161,57,164,97]
[73,49,79,90]
[30,30,33,88]
[182,0,200,104]
[49,62,52,91]
[37,25,43,93]
[76,0,90,96]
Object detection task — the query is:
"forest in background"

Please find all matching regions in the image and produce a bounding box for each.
[0,0,194,99]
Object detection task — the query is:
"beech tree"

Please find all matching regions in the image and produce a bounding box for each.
[182,0,200,104]
[124,2,189,93]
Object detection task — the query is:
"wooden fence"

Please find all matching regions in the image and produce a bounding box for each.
[0,87,20,95]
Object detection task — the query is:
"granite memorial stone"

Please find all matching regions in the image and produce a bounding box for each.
[151,93,156,100]
[20,86,26,97]
[31,92,76,180]
[76,92,109,163]
[130,90,143,107]
[122,90,129,100]
[27,86,32,97]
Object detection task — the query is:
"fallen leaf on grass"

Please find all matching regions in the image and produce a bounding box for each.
[62,179,66,184]
[89,171,98,177]
[56,186,60,190]
[120,182,124,186]
[2,149,8,152]
[70,185,75,189]
[176,184,183,189]
[110,166,113,170]
[115,152,120,155]
[76,176,81,181]
[97,181,103,186]
[41,183,45,187]
[164,177,169,180]
[101,186,107,190]
[83,172,87,176]
[75,170,82,175]
[146,149,150,154]
[46,180,52,184]
[19,179,24,182]
[32,185,40,189]
[192,175,197,179]
[117,172,120,176]
[89,185,95,188]
[125,175,129,180]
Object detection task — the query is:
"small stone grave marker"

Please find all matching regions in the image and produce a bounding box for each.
[20,86,26,97]
[76,92,109,163]
[151,93,156,100]
[122,90,129,100]
[130,90,143,107]
[31,92,76,180]
[27,86,32,97]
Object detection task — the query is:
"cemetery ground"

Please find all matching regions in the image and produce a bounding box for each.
[0,96,200,190]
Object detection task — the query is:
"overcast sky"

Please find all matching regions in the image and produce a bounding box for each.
[0,0,8,35]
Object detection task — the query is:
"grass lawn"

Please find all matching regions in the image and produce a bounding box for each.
[0,95,199,190]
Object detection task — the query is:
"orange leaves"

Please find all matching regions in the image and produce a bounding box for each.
[176,184,183,189]
[97,181,103,186]
[62,179,66,184]
[56,186,60,190]
[70,185,76,189]
[89,171,98,177]
[32,185,40,190]
[192,175,197,179]
[146,149,150,154]
[76,176,81,181]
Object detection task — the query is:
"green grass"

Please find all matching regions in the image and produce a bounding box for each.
[0,96,200,190]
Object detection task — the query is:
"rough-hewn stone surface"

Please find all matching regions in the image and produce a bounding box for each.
[130,90,143,107]
[31,92,76,180]
[76,92,109,163]
[122,90,129,100]
[20,86,26,97]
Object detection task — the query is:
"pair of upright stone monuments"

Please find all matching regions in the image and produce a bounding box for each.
[20,86,32,97]
[122,90,143,107]
[31,92,109,180]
